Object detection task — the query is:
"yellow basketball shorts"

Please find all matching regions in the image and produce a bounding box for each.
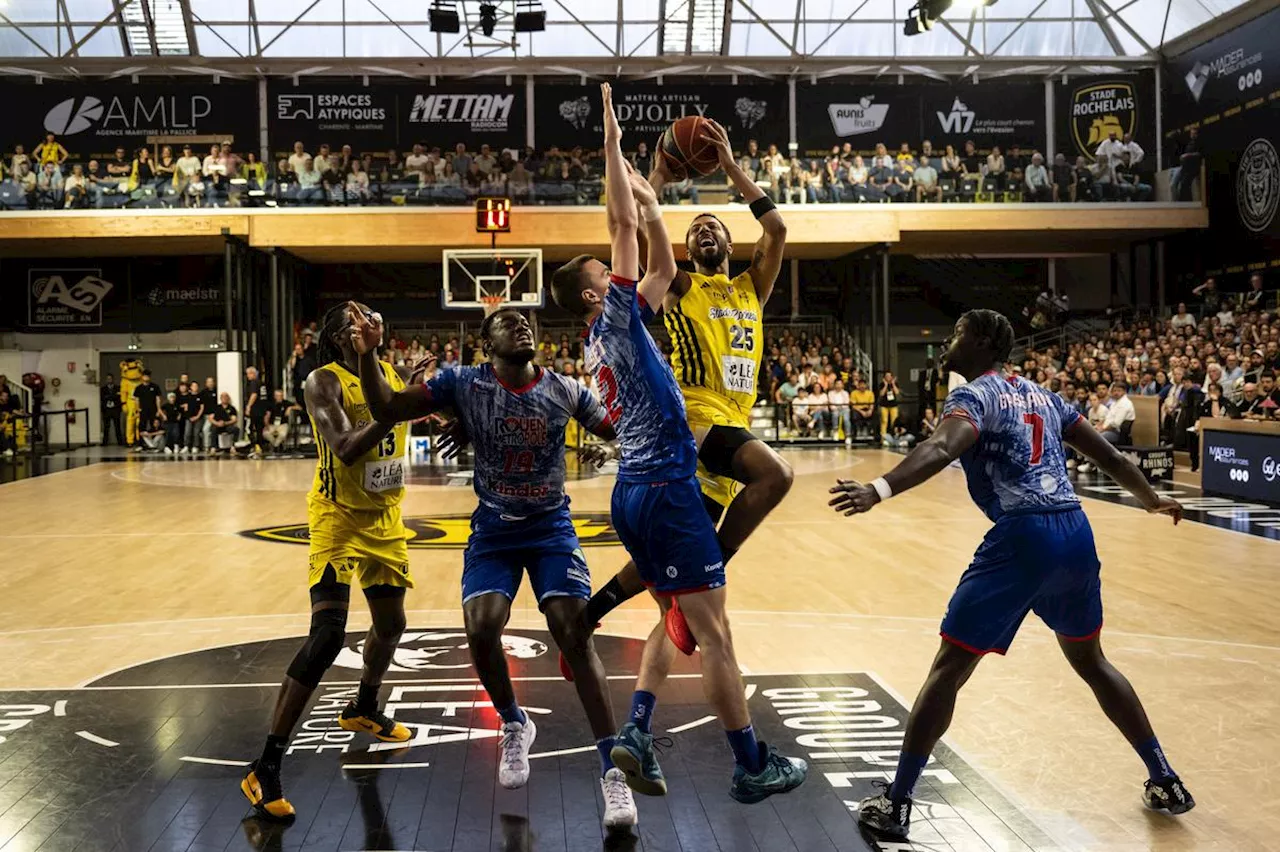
[684,393,749,511]
[307,499,414,590]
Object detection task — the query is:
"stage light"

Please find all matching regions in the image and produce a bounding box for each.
[514,1,545,31]
[479,3,497,36]
[429,1,460,33]
[904,0,996,35]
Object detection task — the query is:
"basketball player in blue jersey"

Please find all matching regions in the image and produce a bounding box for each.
[829,309,1194,840]
[549,82,807,804]
[349,302,639,829]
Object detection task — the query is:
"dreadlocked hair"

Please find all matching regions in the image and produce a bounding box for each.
[961,308,1015,364]
[316,303,350,367]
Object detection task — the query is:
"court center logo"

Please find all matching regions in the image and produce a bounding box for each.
[1236,138,1280,233]
[828,96,890,137]
[333,631,548,673]
[241,512,620,549]
[1069,82,1136,158]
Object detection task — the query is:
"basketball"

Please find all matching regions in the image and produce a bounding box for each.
[659,115,721,178]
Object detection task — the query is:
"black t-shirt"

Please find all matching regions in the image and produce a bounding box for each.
[162,401,182,422]
[198,387,218,413]
[1115,163,1139,185]
[634,152,653,176]
[133,381,161,416]
[213,403,238,424]
[179,392,203,418]
[878,383,900,406]
[266,400,292,425]
[1052,164,1074,186]
[1006,153,1028,173]
[961,155,981,174]
[243,377,269,413]
[101,384,119,411]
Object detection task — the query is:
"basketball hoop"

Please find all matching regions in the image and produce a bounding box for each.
[480,294,506,316]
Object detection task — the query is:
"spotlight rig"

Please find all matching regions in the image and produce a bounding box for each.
[428,1,546,36]
[904,0,997,36]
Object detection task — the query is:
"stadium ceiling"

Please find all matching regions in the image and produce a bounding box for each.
[0,0,1266,79]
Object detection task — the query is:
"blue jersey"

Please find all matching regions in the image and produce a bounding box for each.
[583,276,698,483]
[422,364,606,517]
[943,372,1081,522]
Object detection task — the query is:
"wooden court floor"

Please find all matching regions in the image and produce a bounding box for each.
[0,448,1276,852]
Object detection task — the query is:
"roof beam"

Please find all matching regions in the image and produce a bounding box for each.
[1080,0,1127,55]
[1091,0,1154,53]
[176,0,199,56]
[1160,0,1280,56]
[732,0,797,56]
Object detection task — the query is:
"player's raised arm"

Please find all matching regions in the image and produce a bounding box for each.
[348,302,441,425]
[632,172,679,307]
[602,83,640,282]
[703,120,787,305]
[304,369,391,467]
[638,152,694,301]
[1065,418,1182,523]
[829,416,979,515]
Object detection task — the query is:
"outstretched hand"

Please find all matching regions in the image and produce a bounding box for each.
[828,478,881,516]
[601,82,620,144]
[628,169,658,209]
[346,301,383,356]
[435,417,469,460]
[576,443,614,469]
[1147,496,1183,524]
[699,119,734,170]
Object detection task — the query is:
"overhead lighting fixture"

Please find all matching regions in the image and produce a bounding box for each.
[479,3,498,37]
[514,1,545,31]
[429,1,460,33]
[904,0,995,35]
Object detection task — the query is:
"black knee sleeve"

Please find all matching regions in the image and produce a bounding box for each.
[286,607,349,688]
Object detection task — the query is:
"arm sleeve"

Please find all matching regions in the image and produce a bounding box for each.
[574,382,608,431]
[604,274,650,328]
[421,368,458,407]
[942,384,986,437]
[1051,391,1082,435]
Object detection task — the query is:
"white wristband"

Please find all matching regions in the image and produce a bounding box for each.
[871,477,893,501]
[641,203,663,222]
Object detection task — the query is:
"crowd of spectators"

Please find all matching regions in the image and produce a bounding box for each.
[1,128,1160,211]
[1018,273,1279,470]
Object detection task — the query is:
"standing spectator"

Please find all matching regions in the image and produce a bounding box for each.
[827,379,852,444]
[1051,153,1076,201]
[178,381,204,453]
[243,365,269,451]
[161,392,183,454]
[1119,133,1145,167]
[100,373,123,446]
[130,370,162,451]
[289,342,314,406]
[9,144,30,176]
[914,155,940,202]
[1192,278,1222,319]
[851,376,876,433]
[878,372,902,437]
[1243,273,1267,312]
[176,144,203,205]
[1024,153,1052,201]
[207,392,240,453]
[1170,126,1200,201]
[1094,130,1125,173]
[262,388,299,454]
[198,376,219,451]
[33,133,68,168]
[631,141,652,177]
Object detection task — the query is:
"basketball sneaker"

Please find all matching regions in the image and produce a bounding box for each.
[1143,776,1195,815]
[600,767,639,828]
[665,599,697,655]
[610,722,670,796]
[240,760,296,821]
[498,717,537,789]
[337,700,412,742]
[856,781,910,838]
[728,743,808,804]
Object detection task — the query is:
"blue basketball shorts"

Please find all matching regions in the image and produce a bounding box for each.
[462,502,591,610]
[941,505,1103,655]
[610,476,726,596]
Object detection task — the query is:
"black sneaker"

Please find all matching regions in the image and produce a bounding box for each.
[240,759,296,821]
[856,781,911,839]
[1143,776,1195,815]
[338,700,411,742]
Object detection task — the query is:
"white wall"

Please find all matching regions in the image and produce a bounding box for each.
[0,330,219,351]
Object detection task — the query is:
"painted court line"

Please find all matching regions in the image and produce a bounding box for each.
[75,730,119,747]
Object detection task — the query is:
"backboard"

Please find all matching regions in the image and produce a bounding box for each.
[442,248,543,311]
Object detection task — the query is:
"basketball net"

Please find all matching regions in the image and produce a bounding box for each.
[480,294,505,317]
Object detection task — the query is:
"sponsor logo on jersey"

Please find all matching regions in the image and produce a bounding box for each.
[241,512,620,548]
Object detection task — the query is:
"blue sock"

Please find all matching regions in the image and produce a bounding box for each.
[496,701,526,725]
[629,690,656,734]
[1136,736,1175,780]
[596,737,616,776]
[726,725,763,774]
[888,752,929,802]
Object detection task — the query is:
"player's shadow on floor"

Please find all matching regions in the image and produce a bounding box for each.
[500,814,639,852]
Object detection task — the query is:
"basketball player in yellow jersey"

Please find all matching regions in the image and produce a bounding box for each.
[241,301,415,822]
[576,119,790,659]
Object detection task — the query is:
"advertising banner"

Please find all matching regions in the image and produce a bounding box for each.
[533,83,788,152]
[6,81,257,160]
[796,84,921,158]
[1053,71,1155,163]
[268,80,397,154]
[397,83,526,152]
[918,83,1046,153]
[1163,5,1280,131]
[1201,429,1280,504]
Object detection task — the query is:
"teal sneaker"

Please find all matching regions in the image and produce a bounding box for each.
[609,722,670,796]
[729,743,808,804]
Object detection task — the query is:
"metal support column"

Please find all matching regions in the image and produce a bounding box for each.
[223,234,234,351]
[270,249,281,391]
[880,247,891,376]
[790,258,800,319]
[869,253,879,377]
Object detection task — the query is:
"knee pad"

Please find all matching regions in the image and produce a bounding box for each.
[286,607,349,688]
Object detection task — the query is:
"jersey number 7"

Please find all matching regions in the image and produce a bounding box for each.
[1022,412,1044,465]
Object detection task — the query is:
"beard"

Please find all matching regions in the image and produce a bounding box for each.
[692,242,727,271]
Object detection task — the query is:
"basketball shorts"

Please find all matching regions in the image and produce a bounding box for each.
[307,498,413,590]
[941,505,1102,655]
[611,476,726,596]
[462,501,591,610]
[691,419,758,516]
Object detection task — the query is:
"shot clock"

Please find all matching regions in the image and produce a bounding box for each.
[475,197,512,233]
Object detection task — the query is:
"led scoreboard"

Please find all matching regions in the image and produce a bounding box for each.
[475,197,512,233]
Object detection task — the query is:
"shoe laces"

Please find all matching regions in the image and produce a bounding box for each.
[500,722,527,767]
[602,773,632,809]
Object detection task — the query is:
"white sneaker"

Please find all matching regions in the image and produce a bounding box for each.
[1066,459,1077,470]
[498,717,536,789]
[601,767,638,828]
[164,446,173,455]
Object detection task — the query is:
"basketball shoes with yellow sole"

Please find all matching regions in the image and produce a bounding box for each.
[337,700,412,742]
[241,760,296,822]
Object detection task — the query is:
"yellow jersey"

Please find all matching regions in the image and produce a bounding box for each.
[664,270,763,428]
[307,360,408,514]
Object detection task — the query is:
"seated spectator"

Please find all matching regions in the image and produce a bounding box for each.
[288,142,309,175]
[1051,153,1076,202]
[36,162,63,208]
[885,414,917,449]
[920,407,939,439]
[895,142,916,173]
[296,155,323,203]
[914,155,940,202]
[1024,153,1052,202]
[809,384,832,436]
[9,144,30,177]
[775,370,799,405]
[850,376,876,430]
[892,163,913,202]
[128,146,156,197]
[104,146,131,192]
[869,158,897,202]
[156,145,177,195]
[63,164,88,209]
[263,389,299,453]
[242,151,267,190]
[1100,382,1135,445]
[791,385,814,436]
[985,145,1006,186]
[1073,155,1095,202]
[1238,381,1270,419]
[1006,143,1028,176]
[139,413,166,452]
[940,144,961,175]
[827,379,852,444]
[346,159,370,201]
[1114,151,1151,201]
[207,392,240,453]
[960,140,981,176]
[174,144,203,203]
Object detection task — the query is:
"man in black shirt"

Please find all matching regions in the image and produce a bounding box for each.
[1005,143,1028,175]
[208,392,240,453]
[1051,153,1076,202]
[243,366,270,451]
[100,373,123,446]
[177,381,205,454]
[161,392,183,454]
[262,389,300,454]
[1171,126,1200,202]
[131,371,162,451]
[632,141,653,180]
[1073,155,1095,202]
[960,140,981,175]
[198,376,219,453]
[1114,151,1151,201]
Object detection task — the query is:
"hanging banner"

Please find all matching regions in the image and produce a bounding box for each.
[795,84,922,158]
[396,83,526,152]
[1163,5,1280,131]
[268,80,397,155]
[8,80,256,161]
[1053,71,1155,162]
[917,83,1045,153]
[533,83,788,152]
